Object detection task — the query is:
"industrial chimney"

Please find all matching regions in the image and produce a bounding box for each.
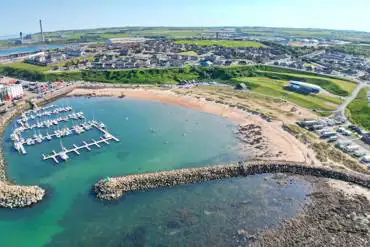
[19,32,23,43]
[39,19,45,42]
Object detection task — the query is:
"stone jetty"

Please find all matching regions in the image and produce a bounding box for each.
[0,182,45,208]
[94,160,370,200]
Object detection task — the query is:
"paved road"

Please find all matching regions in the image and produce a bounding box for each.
[335,81,370,120]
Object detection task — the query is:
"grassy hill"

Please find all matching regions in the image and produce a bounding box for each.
[254,70,356,96]
[235,77,342,113]
[347,88,370,130]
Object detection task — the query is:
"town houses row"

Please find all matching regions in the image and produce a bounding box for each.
[24,39,289,71]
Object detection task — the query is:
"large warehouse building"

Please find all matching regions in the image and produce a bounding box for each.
[286,81,321,94]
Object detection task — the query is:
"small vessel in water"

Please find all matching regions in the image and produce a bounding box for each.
[46,132,52,141]
[26,138,33,145]
[59,142,69,161]
[99,122,106,129]
[14,142,22,152]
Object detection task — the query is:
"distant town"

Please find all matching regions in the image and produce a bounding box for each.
[1,35,370,81]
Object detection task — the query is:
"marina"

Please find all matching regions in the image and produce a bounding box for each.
[11,103,119,163]
[17,105,74,124]
[42,133,119,164]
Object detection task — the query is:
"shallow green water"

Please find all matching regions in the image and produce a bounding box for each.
[0,97,311,246]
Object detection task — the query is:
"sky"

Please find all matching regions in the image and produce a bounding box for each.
[1,0,370,36]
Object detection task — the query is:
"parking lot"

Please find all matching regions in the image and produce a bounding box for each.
[299,117,370,166]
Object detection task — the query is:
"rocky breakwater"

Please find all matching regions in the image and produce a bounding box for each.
[94,164,241,200]
[0,102,46,208]
[0,181,45,208]
[94,161,370,201]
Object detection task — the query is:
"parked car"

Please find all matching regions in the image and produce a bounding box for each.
[327,136,338,142]
[360,155,370,164]
[342,130,352,136]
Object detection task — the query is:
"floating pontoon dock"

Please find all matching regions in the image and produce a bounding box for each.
[12,103,120,163]
[42,134,120,164]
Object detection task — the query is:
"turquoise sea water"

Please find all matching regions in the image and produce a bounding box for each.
[0,97,311,246]
[0,44,65,57]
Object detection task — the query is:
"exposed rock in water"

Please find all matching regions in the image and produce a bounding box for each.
[260,181,370,247]
[0,181,45,208]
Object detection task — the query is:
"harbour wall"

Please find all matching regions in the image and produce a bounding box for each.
[94,160,370,200]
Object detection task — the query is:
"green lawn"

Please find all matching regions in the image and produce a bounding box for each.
[99,33,129,39]
[175,40,264,48]
[179,51,198,56]
[347,88,370,130]
[255,70,357,96]
[0,62,51,72]
[235,77,342,112]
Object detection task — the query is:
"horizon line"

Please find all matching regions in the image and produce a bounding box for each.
[2,25,370,38]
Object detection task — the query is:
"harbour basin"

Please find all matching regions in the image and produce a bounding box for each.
[0,97,311,247]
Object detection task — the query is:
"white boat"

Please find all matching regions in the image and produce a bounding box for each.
[104,133,112,139]
[14,142,22,152]
[55,130,61,138]
[99,122,106,129]
[83,122,91,130]
[26,138,33,145]
[10,133,19,141]
[46,132,52,141]
[36,136,42,143]
[59,152,69,161]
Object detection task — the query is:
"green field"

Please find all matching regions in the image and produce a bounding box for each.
[0,62,51,72]
[179,51,198,56]
[235,77,342,113]
[175,40,264,48]
[254,69,357,96]
[347,88,370,130]
[99,33,130,39]
[330,44,370,57]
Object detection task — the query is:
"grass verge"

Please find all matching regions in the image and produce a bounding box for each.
[347,88,370,130]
